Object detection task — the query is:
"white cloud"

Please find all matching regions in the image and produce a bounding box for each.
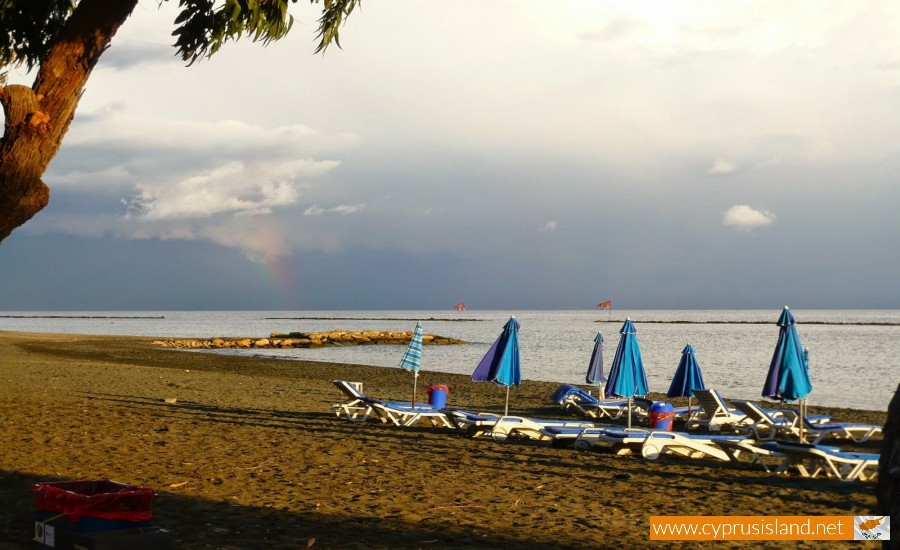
[723,205,776,229]
[303,204,365,216]
[126,161,307,220]
[44,108,351,223]
[540,220,559,232]
[708,159,736,175]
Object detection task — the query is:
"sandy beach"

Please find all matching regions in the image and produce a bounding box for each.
[0,331,888,549]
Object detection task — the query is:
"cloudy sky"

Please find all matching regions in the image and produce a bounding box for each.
[2,0,899,310]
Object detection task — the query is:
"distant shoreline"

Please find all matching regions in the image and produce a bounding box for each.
[595,319,900,326]
[2,314,897,326]
[264,317,482,322]
[0,315,165,319]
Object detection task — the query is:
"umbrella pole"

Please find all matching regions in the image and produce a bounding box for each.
[504,386,510,417]
[799,398,806,444]
[412,372,418,409]
[687,396,692,430]
[627,397,632,429]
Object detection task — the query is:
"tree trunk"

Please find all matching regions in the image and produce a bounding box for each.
[0,0,138,243]
[878,382,899,549]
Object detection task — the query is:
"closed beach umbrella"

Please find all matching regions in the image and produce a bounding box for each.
[399,321,424,407]
[472,317,521,416]
[585,332,607,392]
[604,318,649,428]
[762,306,813,441]
[667,343,706,416]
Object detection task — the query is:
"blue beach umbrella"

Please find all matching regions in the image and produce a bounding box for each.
[585,332,607,393]
[667,343,706,416]
[762,306,813,441]
[604,318,649,428]
[472,316,521,416]
[399,321,424,407]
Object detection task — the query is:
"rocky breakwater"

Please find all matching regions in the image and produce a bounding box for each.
[150,330,465,349]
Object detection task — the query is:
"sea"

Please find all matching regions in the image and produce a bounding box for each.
[1,309,897,412]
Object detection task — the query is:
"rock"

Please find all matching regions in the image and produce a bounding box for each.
[150,330,465,350]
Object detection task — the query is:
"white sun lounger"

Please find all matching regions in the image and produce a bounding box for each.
[684,389,746,432]
[730,399,799,440]
[488,416,595,442]
[370,402,454,428]
[572,427,652,454]
[573,427,742,461]
[331,380,449,427]
[556,387,630,420]
[711,439,785,472]
[774,442,880,482]
[639,431,745,461]
[331,380,382,422]
[799,418,883,445]
[443,410,502,437]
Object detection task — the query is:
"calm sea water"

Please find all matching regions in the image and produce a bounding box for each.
[2,310,897,411]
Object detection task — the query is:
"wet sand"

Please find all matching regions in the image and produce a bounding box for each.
[0,331,886,549]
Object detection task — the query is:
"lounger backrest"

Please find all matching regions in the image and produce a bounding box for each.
[550,384,580,403]
[731,400,774,423]
[564,387,599,405]
[333,380,365,399]
[693,389,727,418]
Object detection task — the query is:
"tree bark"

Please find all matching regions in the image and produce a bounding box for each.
[878,382,899,549]
[0,0,138,243]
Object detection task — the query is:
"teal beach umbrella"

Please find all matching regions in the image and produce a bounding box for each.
[472,317,521,416]
[762,306,813,441]
[667,343,706,415]
[585,332,606,392]
[604,318,649,428]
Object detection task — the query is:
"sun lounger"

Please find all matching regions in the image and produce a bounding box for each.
[560,389,630,420]
[489,416,595,442]
[371,402,454,428]
[730,399,798,440]
[685,389,746,432]
[774,442,880,482]
[573,427,650,453]
[640,431,745,461]
[574,427,742,461]
[331,380,384,422]
[799,418,883,445]
[549,384,583,404]
[711,439,785,472]
[731,399,881,444]
[444,410,502,437]
[331,380,443,426]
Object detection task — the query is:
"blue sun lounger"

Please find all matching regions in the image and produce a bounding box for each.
[774,442,880,482]
[332,380,450,427]
[800,418,883,444]
[371,402,454,428]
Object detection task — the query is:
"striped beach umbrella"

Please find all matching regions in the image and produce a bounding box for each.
[399,321,424,407]
[472,316,521,416]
